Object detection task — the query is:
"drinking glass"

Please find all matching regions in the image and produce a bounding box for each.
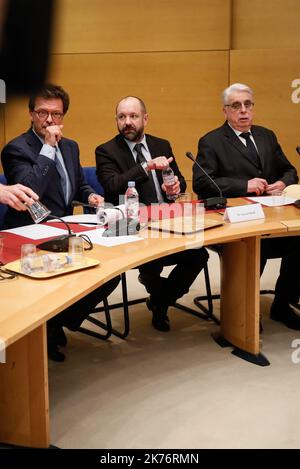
[26,200,51,223]
[68,236,85,266]
[175,193,193,202]
[20,243,37,274]
[272,190,285,206]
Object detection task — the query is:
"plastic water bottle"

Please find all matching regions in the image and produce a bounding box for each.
[162,165,177,201]
[125,181,139,234]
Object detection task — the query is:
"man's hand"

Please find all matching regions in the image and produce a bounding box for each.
[265,181,286,194]
[88,193,104,207]
[146,156,173,171]
[0,183,39,211]
[161,175,180,196]
[247,178,268,195]
[44,125,63,147]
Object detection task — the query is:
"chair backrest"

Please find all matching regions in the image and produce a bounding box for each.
[83,166,104,196]
[0,174,8,229]
[82,166,104,214]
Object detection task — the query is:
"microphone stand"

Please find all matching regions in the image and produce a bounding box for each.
[36,215,76,252]
[186,152,227,210]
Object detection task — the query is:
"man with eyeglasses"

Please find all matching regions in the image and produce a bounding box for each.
[1,84,120,361]
[1,83,103,228]
[193,82,300,330]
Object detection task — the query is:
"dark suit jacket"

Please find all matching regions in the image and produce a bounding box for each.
[95,134,186,206]
[1,129,94,228]
[193,122,298,198]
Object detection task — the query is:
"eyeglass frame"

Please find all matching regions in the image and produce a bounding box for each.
[33,109,64,121]
[224,100,254,111]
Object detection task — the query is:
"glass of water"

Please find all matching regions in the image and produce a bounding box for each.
[26,200,51,223]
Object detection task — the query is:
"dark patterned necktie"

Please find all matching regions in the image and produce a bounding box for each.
[134,143,158,204]
[55,148,68,202]
[240,132,261,169]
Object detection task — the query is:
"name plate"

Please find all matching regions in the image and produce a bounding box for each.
[224,203,265,223]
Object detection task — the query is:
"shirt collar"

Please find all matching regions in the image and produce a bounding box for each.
[32,127,45,144]
[227,121,252,137]
[124,135,148,153]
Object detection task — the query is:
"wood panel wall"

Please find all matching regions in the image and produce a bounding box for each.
[1,0,300,185]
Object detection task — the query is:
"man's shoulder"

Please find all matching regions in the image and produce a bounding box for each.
[145,134,170,146]
[96,134,122,151]
[200,124,227,142]
[4,130,32,148]
[251,124,274,135]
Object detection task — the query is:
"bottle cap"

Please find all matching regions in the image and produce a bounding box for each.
[128,181,135,187]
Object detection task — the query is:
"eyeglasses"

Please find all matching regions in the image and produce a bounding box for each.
[33,110,64,121]
[224,100,254,111]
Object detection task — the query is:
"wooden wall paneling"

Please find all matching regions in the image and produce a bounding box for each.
[0,106,5,169]
[52,0,231,54]
[49,51,229,184]
[3,96,29,146]
[232,0,300,49]
[230,49,300,174]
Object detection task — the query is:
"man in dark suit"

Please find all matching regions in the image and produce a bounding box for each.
[1,84,120,361]
[96,96,208,332]
[193,82,300,329]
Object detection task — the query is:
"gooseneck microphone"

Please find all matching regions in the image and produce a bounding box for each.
[71,200,98,209]
[186,152,227,210]
[37,215,76,252]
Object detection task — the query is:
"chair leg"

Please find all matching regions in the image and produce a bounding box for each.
[92,273,142,339]
[192,263,220,324]
[78,296,112,340]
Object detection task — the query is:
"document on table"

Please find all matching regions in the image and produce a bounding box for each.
[2,224,68,239]
[247,196,296,207]
[79,228,143,247]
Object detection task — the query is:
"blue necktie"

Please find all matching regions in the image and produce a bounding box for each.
[55,148,68,202]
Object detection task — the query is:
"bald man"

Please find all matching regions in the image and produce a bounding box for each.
[96,96,208,332]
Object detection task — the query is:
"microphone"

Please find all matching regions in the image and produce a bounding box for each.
[37,215,76,252]
[71,200,98,209]
[186,152,227,210]
[296,147,300,155]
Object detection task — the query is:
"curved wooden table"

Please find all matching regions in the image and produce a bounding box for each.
[0,199,299,447]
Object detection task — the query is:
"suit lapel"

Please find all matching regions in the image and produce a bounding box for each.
[250,126,264,170]
[25,129,43,156]
[116,135,137,169]
[222,122,261,169]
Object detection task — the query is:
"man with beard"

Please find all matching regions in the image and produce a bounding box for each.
[95,96,208,332]
[193,83,300,330]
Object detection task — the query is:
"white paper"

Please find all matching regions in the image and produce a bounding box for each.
[2,224,68,240]
[50,214,99,225]
[247,196,296,207]
[224,203,265,223]
[79,228,143,247]
[51,206,127,226]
